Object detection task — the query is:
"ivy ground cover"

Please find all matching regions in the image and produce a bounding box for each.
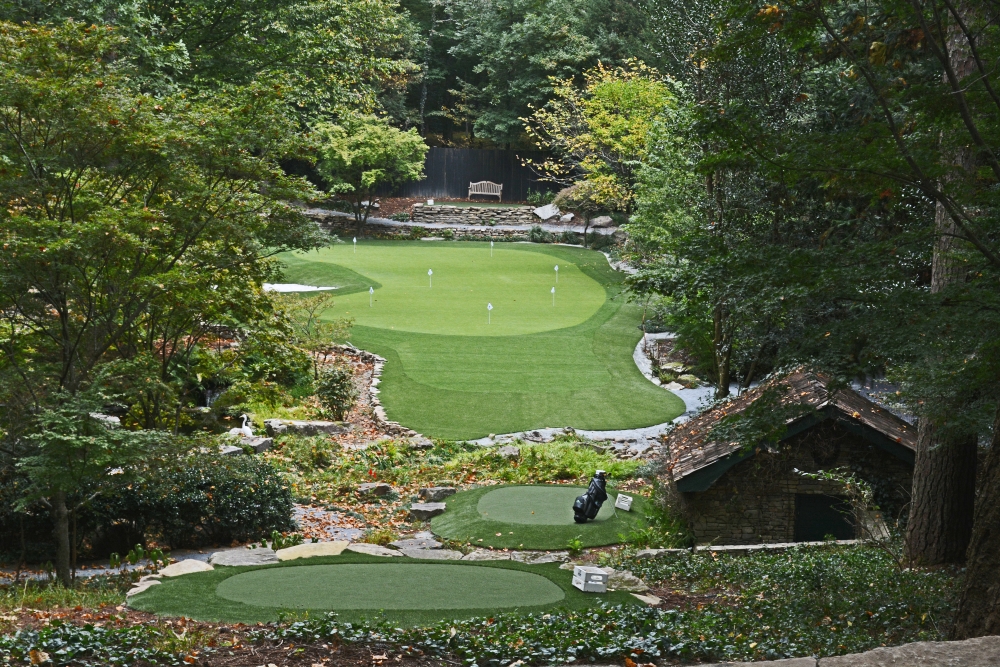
[279,241,684,438]
[431,484,650,549]
[127,551,641,625]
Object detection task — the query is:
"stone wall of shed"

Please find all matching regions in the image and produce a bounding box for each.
[682,421,913,545]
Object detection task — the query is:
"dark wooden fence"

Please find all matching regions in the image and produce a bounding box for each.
[377,148,557,202]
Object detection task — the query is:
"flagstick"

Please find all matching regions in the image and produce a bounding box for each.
[555,265,559,283]
[369,286,373,307]
[552,286,555,306]
[353,237,357,253]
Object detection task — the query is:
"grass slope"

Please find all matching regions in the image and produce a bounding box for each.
[431,485,649,550]
[280,241,684,439]
[128,552,641,625]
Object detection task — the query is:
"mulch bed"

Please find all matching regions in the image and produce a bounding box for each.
[644,587,731,611]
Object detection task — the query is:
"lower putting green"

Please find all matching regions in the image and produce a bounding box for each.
[216,563,564,610]
[279,241,684,439]
[432,485,649,550]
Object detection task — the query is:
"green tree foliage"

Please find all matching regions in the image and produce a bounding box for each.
[0,21,323,584]
[315,364,358,420]
[314,115,428,228]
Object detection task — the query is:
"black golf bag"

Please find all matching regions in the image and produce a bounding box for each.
[573,471,608,523]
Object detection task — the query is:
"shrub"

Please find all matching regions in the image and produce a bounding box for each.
[526,188,555,206]
[587,231,615,250]
[558,230,579,244]
[528,225,553,243]
[441,228,454,240]
[315,364,358,419]
[90,453,295,549]
[388,212,411,222]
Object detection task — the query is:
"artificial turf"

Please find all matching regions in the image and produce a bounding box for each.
[127,551,641,624]
[279,241,685,439]
[431,485,649,550]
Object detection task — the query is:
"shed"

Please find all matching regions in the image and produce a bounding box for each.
[661,369,916,545]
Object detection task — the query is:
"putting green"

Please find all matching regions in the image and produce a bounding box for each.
[432,484,649,549]
[127,552,642,624]
[215,563,564,610]
[279,241,685,438]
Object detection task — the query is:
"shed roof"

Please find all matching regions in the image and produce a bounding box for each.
[663,368,917,491]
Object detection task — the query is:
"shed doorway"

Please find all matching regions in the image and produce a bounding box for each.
[793,494,855,541]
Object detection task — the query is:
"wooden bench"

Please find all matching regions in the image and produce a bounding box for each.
[468,180,503,201]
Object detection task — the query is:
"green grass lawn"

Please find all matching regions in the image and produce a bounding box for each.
[128,552,641,624]
[279,241,683,439]
[431,484,649,550]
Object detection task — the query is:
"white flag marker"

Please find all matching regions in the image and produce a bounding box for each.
[369,285,374,307]
[428,268,433,288]
[490,239,494,257]
[554,264,559,283]
[487,302,493,324]
[353,237,357,253]
[551,286,556,306]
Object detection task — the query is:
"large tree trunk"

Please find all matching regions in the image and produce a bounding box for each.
[953,405,1000,637]
[713,303,731,399]
[51,490,72,587]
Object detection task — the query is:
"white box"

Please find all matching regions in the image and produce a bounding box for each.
[572,566,608,593]
[614,494,633,511]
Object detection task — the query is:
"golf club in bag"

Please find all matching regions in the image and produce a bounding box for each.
[573,470,608,523]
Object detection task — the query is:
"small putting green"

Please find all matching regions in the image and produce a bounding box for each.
[216,563,564,610]
[432,485,649,550]
[279,241,685,439]
[128,552,642,624]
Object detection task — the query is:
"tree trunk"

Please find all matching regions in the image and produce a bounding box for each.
[51,490,72,587]
[713,303,731,399]
[952,404,1000,637]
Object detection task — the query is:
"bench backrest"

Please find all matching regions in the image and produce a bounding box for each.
[469,181,502,194]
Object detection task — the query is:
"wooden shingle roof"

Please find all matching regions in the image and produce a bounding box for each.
[663,368,917,490]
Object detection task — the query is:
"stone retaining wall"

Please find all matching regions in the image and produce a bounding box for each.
[315,216,533,241]
[332,343,418,438]
[411,203,538,226]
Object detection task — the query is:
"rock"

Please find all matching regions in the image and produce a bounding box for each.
[497,445,520,459]
[159,559,214,577]
[360,201,380,209]
[664,381,686,391]
[559,213,575,223]
[677,374,702,387]
[390,537,442,550]
[219,444,244,456]
[408,436,435,449]
[636,548,687,559]
[209,547,278,566]
[347,543,403,557]
[631,593,661,606]
[602,568,649,592]
[358,482,392,496]
[275,541,349,561]
[264,419,348,437]
[661,361,688,373]
[462,549,512,561]
[703,660,816,667]
[241,436,274,453]
[590,215,614,227]
[533,203,560,220]
[817,635,1000,667]
[419,486,456,502]
[399,548,464,560]
[126,579,161,596]
[511,551,570,564]
[409,502,447,520]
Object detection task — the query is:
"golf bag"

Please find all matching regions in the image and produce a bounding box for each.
[573,471,608,523]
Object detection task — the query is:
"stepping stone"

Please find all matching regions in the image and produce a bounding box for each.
[264,419,348,437]
[408,436,435,449]
[510,551,570,564]
[419,486,456,502]
[631,593,661,606]
[159,559,214,577]
[209,547,278,566]
[461,549,511,561]
[399,548,463,560]
[126,580,160,597]
[241,436,274,453]
[497,445,520,459]
[409,502,446,520]
[346,543,403,557]
[604,568,649,592]
[358,482,392,496]
[275,541,348,561]
[218,444,244,456]
[390,537,441,550]
[414,531,437,540]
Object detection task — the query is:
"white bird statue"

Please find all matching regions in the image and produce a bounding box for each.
[228,414,254,438]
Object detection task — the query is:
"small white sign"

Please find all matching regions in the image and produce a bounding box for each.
[614,494,633,511]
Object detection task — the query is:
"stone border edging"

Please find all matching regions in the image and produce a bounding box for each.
[635,540,860,559]
[332,343,420,438]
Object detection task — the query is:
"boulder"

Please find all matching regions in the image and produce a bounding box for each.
[241,436,274,453]
[677,374,702,388]
[264,419,348,437]
[497,445,520,459]
[409,502,447,520]
[631,593,661,606]
[511,551,570,564]
[390,537,442,550]
[533,203,560,220]
[209,547,278,566]
[602,568,649,592]
[218,444,244,456]
[817,635,1000,667]
[159,559,214,577]
[419,486,456,502]
[462,549,512,561]
[275,541,349,561]
[408,436,435,449]
[399,548,464,560]
[590,215,614,228]
[358,482,392,497]
[559,213,575,223]
[346,543,403,557]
